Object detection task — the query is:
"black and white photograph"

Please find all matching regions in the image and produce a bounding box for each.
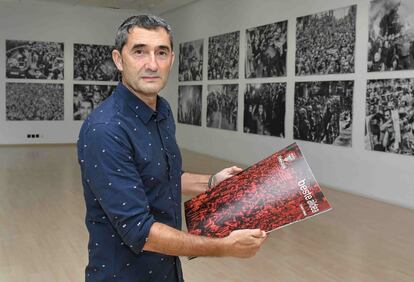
[294,80,353,147]
[208,31,239,80]
[244,83,286,137]
[73,84,116,120]
[207,84,238,131]
[74,43,119,81]
[6,40,64,79]
[179,39,203,81]
[6,82,64,120]
[368,0,414,72]
[245,21,287,78]
[296,5,356,75]
[365,78,414,155]
[178,85,202,126]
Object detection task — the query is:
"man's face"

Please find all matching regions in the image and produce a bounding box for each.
[93,92,101,103]
[80,101,92,119]
[384,111,391,121]
[113,26,174,98]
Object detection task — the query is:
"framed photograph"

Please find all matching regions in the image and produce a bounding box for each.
[73,84,115,120]
[6,82,64,120]
[365,78,414,155]
[296,5,356,75]
[368,0,414,72]
[294,80,354,147]
[245,20,287,78]
[6,40,64,79]
[207,84,238,131]
[179,39,203,81]
[244,83,286,137]
[208,31,240,80]
[74,44,119,81]
[178,85,202,126]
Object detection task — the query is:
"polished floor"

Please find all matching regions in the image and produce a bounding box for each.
[0,145,413,282]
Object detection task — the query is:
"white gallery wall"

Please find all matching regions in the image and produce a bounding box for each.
[0,1,136,144]
[0,0,413,210]
[161,0,414,209]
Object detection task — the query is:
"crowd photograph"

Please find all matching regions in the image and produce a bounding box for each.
[365,78,414,155]
[208,31,240,80]
[294,81,354,147]
[74,43,119,81]
[178,85,202,126]
[6,82,64,120]
[179,39,203,81]
[368,0,414,72]
[245,20,287,78]
[6,40,64,79]
[207,84,238,131]
[296,5,356,75]
[244,83,286,137]
[73,84,115,120]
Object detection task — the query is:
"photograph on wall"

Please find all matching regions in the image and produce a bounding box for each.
[245,20,287,78]
[6,40,64,79]
[73,84,116,120]
[368,0,414,72]
[207,84,238,131]
[208,31,239,80]
[6,82,64,120]
[179,39,203,81]
[74,43,119,81]
[244,83,286,137]
[294,80,353,147]
[178,85,202,126]
[365,78,414,155]
[296,5,356,75]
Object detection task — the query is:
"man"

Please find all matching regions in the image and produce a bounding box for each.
[77,15,266,282]
[74,98,93,120]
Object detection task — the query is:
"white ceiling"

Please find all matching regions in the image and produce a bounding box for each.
[0,0,199,14]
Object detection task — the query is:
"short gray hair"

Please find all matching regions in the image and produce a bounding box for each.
[114,15,173,52]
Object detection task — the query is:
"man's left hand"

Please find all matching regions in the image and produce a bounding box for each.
[211,166,243,188]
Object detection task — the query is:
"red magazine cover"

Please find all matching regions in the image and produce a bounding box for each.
[184,143,332,238]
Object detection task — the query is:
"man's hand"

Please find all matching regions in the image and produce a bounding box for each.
[211,166,243,188]
[221,229,267,258]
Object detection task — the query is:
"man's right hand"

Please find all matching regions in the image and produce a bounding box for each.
[222,229,267,258]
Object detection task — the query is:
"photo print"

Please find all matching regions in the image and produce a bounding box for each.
[244,83,286,137]
[368,0,414,71]
[179,39,203,81]
[6,82,64,120]
[294,80,354,147]
[74,43,119,81]
[73,84,116,120]
[245,20,287,78]
[208,31,240,80]
[207,84,238,131]
[296,5,356,75]
[6,40,64,79]
[365,78,414,155]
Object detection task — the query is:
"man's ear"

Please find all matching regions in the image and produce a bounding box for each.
[112,49,123,72]
[169,51,175,71]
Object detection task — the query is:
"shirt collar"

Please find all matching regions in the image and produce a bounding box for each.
[115,82,170,124]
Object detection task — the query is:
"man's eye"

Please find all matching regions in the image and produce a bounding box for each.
[135,49,143,54]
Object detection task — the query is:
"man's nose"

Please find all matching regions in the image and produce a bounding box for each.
[145,53,158,72]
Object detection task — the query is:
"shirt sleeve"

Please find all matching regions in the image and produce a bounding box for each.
[82,122,154,254]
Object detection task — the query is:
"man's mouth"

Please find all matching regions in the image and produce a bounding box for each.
[141,76,160,81]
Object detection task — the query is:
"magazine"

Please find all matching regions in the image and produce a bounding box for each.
[184,143,332,239]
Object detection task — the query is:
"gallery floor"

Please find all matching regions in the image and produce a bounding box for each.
[0,144,413,282]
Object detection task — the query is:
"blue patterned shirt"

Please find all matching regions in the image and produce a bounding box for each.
[77,82,184,281]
